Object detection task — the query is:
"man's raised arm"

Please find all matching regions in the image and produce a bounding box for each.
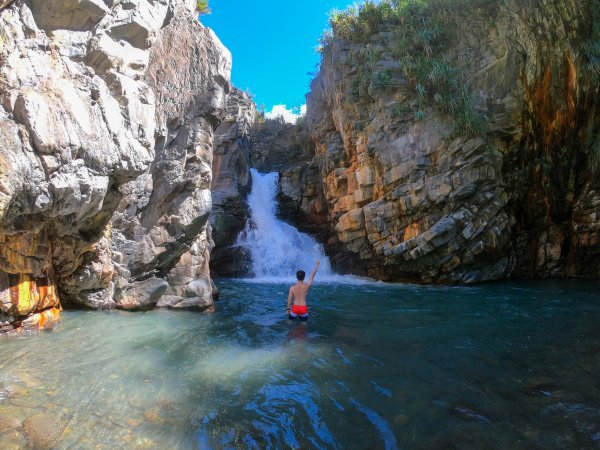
[306,260,320,286]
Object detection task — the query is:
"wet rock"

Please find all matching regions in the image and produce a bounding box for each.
[156,399,175,411]
[521,383,561,397]
[133,437,156,449]
[127,418,142,427]
[23,413,66,450]
[449,403,491,424]
[0,404,27,422]
[9,397,38,409]
[5,384,27,398]
[13,373,41,389]
[0,414,21,433]
[116,278,168,311]
[543,402,600,445]
[393,413,410,427]
[143,409,160,423]
[210,245,252,278]
[522,376,562,397]
[0,429,27,450]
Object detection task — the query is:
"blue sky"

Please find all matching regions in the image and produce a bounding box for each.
[201,0,356,117]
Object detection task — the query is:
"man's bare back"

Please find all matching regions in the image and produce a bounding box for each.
[287,260,319,321]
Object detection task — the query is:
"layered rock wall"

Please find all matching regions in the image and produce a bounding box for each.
[0,0,230,331]
[279,0,600,282]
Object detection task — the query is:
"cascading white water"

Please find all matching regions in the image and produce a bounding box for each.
[237,169,337,281]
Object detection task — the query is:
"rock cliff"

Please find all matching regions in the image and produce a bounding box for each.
[277,0,600,282]
[210,87,255,277]
[0,0,230,331]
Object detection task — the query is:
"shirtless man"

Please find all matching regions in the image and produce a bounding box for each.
[286,260,320,321]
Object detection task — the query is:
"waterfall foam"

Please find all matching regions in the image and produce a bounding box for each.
[237,169,337,282]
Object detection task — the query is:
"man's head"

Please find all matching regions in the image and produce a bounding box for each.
[296,270,306,281]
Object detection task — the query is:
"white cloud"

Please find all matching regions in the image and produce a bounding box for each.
[265,104,306,124]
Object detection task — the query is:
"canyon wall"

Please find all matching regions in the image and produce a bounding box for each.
[277,0,600,282]
[0,0,230,331]
[210,87,255,277]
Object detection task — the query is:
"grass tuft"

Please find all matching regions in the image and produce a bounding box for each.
[322,0,494,137]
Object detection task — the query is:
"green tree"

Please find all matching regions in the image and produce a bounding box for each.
[197,0,210,14]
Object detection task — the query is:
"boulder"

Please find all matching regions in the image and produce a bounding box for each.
[23,413,66,450]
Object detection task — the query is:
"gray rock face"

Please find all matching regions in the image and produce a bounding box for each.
[0,0,229,330]
[107,8,232,310]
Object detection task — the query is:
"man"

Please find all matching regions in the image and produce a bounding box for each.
[286,260,320,321]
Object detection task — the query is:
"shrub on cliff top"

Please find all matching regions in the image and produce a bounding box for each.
[196,0,210,14]
[324,0,497,47]
[323,0,490,137]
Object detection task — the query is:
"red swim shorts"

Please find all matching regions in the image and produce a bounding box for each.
[290,305,308,318]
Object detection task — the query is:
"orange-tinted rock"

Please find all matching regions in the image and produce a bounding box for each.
[19,307,61,332]
[0,252,61,331]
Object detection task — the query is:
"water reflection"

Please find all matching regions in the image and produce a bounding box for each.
[288,321,309,342]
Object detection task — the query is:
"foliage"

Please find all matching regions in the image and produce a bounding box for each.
[371,70,394,91]
[196,0,210,14]
[391,103,412,117]
[350,69,372,101]
[323,0,494,137]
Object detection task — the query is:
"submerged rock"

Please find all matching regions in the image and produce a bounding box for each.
[449,404,491,424]
[23,413,66,450]
[0,414,21,434]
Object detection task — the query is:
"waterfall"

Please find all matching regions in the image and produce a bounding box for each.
[237,169,337,281]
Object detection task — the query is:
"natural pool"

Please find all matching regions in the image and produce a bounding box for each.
[0,279,599,449]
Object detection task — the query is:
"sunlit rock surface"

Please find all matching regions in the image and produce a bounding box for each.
[0,0,229,331]
[276,0,600,283]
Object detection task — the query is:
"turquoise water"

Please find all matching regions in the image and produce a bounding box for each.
[1,279,600,449]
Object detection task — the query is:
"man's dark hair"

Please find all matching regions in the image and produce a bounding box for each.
[296,270,305,281]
